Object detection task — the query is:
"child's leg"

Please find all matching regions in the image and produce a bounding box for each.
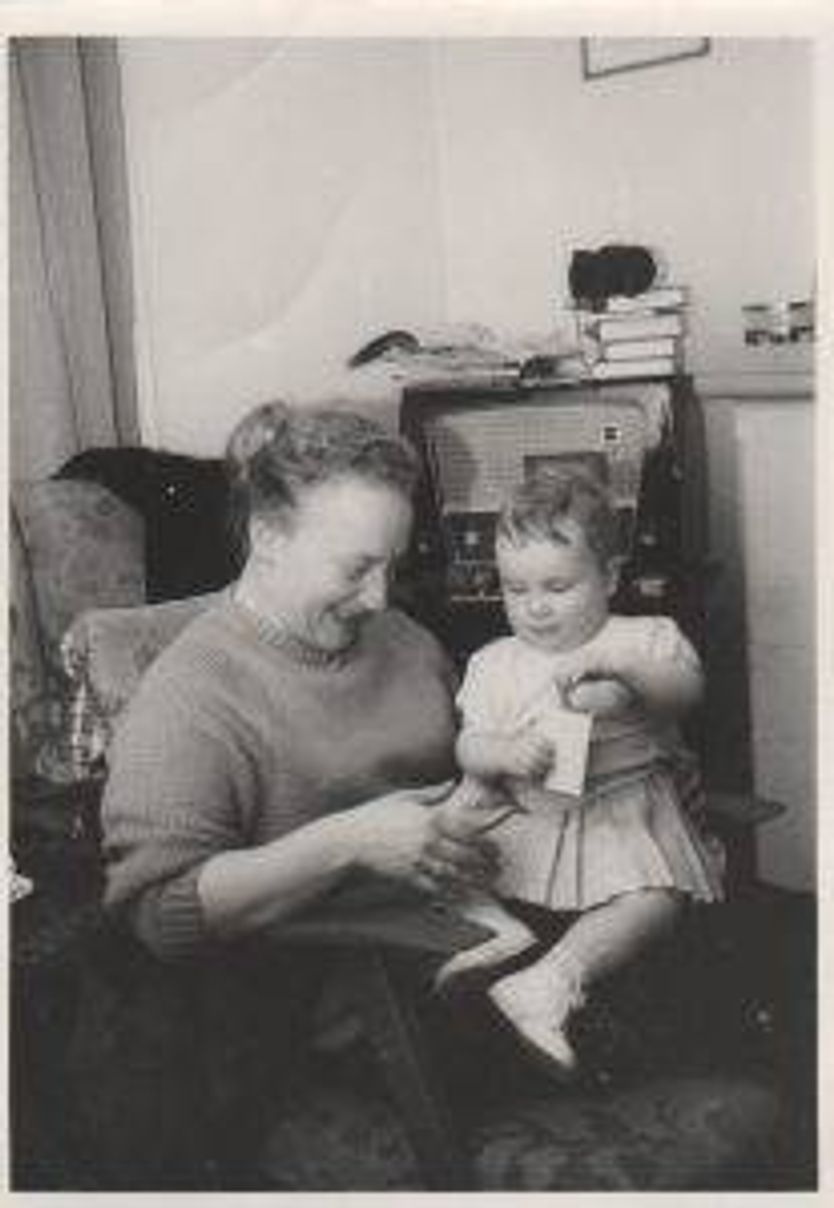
[432,775,536,986]
[489,889,682,1075]
[543,885,681,986]
[434,892,537,989]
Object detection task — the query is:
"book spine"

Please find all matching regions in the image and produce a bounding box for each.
[602,337,680,361]
[605,286,686,311]
[591,357,676,381]
[598,313,684,342]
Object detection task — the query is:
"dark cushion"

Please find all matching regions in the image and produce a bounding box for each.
[56,447,240,601]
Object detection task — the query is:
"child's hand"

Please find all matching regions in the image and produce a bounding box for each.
[502,725,554,780]
[565,674,634,717]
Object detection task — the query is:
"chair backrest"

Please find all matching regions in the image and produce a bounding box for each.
[12,479,146,653]
[61,592,220,779]
[10,480,146,782]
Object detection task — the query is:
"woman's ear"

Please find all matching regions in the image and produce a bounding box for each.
[605,559,622,598]
[248,514,288,563]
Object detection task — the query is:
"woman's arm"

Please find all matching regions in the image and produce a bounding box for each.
[106,620,497,957]
[197,782,496,940]
[105,676,495,958]
[196,810,363,938]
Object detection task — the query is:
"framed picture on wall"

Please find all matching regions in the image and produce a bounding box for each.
[581,38,710,80]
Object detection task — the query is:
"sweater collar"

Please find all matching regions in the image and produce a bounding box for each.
[229,588,360,670]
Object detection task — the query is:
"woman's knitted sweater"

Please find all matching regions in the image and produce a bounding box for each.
[102,597,458,959]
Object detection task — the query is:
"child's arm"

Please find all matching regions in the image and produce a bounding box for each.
[563,675,635,718]
[456,724,554,783]
[615,654,702,716]
[566,619,703,719]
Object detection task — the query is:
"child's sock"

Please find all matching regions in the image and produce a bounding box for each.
[434,895,537,990]
[487,946,586,1078]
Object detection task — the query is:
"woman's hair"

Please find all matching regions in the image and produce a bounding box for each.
[496,464,620,565]
[226,400,419,539]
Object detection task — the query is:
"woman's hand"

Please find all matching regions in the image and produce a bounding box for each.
[565,674,634,718]
[345,782,500,896]
[434,775,516,838]
[197,781,495,941]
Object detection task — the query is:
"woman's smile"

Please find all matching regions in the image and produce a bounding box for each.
[246,476,413,653]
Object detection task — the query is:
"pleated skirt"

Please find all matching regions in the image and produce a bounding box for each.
[494,765,725,911]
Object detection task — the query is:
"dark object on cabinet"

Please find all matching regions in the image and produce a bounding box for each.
[569,244,657,309]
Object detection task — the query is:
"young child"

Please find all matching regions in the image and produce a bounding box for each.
[435,466,723,1077]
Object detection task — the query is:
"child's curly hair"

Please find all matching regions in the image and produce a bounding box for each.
[496,464,620,565]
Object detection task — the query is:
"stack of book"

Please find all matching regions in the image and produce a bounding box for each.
[587,285,687,381]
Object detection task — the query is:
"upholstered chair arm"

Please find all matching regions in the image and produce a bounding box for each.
[60,593,220,780]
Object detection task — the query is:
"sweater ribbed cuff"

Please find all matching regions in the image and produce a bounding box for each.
[136,864,208,961]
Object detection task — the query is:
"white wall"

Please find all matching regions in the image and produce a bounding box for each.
[122,37,813,447]
[120,39,447,453]
[431,37,813,391]
[735,400,815,890]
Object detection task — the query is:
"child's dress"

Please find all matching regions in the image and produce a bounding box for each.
[456,615,724,910]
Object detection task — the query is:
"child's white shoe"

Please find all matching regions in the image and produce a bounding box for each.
[488,951,585,1079]
[491,1003,577,1075]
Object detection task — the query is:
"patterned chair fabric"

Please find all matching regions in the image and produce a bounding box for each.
[10,481,145,782]
[61,593,219,778]
[257,1070,778,1190]
[9,503,52,780]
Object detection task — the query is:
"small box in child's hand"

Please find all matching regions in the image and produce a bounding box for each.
[537,705,593,796]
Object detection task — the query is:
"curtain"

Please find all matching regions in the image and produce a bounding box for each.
[10,37,140,483]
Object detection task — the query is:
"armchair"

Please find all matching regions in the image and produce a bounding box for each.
[9,478,144,784]
[9,464,815,1191]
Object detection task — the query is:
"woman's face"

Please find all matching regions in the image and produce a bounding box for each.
[251,475,413,652]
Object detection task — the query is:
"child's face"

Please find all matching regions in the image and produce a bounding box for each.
[496,522,615,653]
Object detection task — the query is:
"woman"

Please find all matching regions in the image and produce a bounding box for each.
[102,401,496,955]
[84,401,496,1187]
